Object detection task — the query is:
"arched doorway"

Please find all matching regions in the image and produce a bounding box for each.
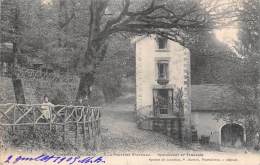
[221,123,244,147]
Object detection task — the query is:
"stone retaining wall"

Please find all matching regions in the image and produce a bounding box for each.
[0,77,79,104]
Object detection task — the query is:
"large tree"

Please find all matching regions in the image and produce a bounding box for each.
[95,34,135,103]
[1,0,238,103]
[189,31,238,84]
[219,0,260,145]
[0,0,81,103]
[75,0,238,101]
[233,0,260,117]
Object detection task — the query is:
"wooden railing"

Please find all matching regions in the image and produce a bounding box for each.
[0,104,101,149]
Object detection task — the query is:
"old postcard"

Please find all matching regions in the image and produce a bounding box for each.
[0,0,260,164]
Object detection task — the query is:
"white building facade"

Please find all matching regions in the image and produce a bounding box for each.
[135,35,191,142]
[135,35,259,146]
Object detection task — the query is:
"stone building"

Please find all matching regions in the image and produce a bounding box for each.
[134,35,191,142]
[191,84,247,146]
[134,35,259,146]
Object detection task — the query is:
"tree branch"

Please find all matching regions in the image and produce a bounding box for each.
[59,0,76,29]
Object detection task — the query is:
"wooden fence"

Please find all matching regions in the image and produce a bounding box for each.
[0,103,101,149]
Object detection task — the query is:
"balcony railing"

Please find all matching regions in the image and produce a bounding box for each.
[157,78,169,85]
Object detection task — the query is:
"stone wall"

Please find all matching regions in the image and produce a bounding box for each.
[191,111,246,145]
[0,77,79,104]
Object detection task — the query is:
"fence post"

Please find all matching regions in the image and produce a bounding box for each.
[75,107,78,146]
[63,107,67,142]
[33,106,35,131]
[49,106,52,131]
[82,107,86,148]
[12,105,16,132]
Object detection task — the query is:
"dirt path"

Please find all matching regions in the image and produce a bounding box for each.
[99,94,185,153]
[98,94,255,154]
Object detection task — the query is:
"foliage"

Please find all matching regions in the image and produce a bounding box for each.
[238,0,260,54]
[3,127,74,151]
[174,88,184,113]
[31,81,78,105]
[215,0,260,146]
[95,34,135,102]
[1,0,240,103]
[232,0,260,118]
[74,0,239,100]
[188,31,238,84]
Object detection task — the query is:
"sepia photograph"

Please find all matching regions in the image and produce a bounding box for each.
[0,0,259,164]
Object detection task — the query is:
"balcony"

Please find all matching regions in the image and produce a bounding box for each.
[157,78,169,85]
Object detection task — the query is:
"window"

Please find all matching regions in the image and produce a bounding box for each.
[153,89,174,115]
[157,60,169,84]
[157,37,168,49]
[3,62,8,73]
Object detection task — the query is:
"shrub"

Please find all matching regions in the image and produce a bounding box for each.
[3,126,74,151]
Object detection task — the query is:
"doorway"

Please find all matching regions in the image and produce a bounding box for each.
[221,123,244,147]
[153,89,173,116]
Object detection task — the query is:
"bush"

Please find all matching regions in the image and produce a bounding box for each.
[3,126,74,151]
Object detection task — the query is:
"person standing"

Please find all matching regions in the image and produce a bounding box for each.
[41,95,54,120]
[82,96,89,106]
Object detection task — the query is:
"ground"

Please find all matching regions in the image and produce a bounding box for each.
[1,94,260,165]
[100,94,185,153]
[99,94,259,154]
[0,93,258,156]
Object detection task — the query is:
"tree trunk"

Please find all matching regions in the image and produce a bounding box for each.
[11,43,26,104]
[76,72,95,102]
[11,3,26,104]
[75,0,107,103]
[12,78,26,104]
[102,87,121,103]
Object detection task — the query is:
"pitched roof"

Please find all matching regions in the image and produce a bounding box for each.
[191,84,250,112]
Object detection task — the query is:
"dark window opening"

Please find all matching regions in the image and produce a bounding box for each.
[157,37,168,49]
[157,60,169,84]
